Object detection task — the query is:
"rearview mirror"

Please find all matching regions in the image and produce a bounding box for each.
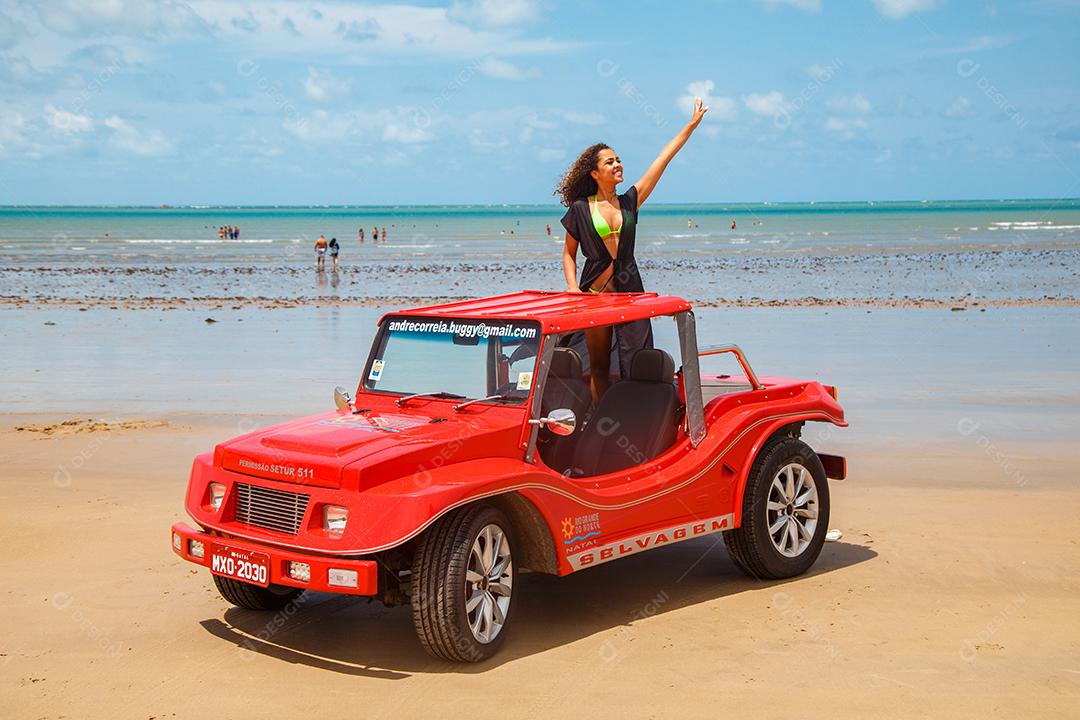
[528,407,576,436]
[334,385,353,411]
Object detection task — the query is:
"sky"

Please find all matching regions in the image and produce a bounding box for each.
[0,0,1078,205]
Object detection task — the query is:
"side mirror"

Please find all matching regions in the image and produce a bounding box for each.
[528,407,576,436]
[334,385,353,411]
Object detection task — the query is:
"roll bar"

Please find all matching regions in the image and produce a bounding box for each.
[698,344,764,391]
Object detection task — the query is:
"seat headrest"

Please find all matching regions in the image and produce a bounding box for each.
[550,347,584,379]
[629,348,675,383]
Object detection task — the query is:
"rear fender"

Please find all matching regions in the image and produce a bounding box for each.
[730,412,846,528]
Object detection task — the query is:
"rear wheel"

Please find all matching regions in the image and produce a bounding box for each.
[212,574,303,611]
[411,504,516,662]
[724,437,830,579]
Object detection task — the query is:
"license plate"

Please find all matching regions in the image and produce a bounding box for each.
[210,544,270,587]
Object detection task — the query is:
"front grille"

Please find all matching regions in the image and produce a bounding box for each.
[234,483,310,535]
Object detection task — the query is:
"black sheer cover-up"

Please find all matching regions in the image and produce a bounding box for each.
[559,184,654,379]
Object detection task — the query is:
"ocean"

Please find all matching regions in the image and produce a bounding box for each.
[2,199,1079,304]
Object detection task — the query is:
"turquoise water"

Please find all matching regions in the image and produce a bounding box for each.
[2,199,1078,303]
[2,199,1079,265]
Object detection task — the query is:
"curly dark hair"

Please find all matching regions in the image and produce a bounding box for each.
[554,142,610,207]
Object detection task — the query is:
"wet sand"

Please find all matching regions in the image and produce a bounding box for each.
[2,304,1078,717]
[3,244,1078,308]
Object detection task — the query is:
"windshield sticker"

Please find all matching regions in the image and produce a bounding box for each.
[386,318,538,340]
[368,359,385,381]
[516,371,533,391]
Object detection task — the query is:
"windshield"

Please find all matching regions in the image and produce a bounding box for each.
[363,316,542,406]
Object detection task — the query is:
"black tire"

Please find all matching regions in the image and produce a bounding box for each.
[724,436,830,579]
[212,574,303,611]
[411,504,517,662]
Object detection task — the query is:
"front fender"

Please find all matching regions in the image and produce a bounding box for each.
[340,457,560,554]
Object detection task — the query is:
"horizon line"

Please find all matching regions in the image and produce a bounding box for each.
[2,196,1079,210]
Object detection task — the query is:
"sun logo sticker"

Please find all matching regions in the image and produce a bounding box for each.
[561,513,601,551]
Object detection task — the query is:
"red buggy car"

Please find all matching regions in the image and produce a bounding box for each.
[171,291,846,662]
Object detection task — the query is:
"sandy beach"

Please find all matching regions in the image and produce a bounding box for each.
[5,0,1080,712]
[2,303,1078,718]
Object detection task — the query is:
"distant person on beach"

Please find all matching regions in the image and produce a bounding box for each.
[358,227,365,243]
[731,220,736,230]
[315,234,328,270]
[546,223,552,236]
[218,226,225,239]
[329,237,340,271]
[373,227,379,243]
[381,226,387,243]
[556,96,708,401]
[234,226,240,239]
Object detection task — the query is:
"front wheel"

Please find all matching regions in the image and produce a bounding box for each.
[212,574,303,610]
[411,504,517,662]
[724,437,830,579]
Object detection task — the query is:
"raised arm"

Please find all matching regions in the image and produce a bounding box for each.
[633,97,709,208]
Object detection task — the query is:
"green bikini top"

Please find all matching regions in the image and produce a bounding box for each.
[590,195,623,240]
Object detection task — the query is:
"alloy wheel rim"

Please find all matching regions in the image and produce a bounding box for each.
[465,524,513,644]
[766,463,819,558]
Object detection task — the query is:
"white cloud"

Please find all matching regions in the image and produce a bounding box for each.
[449,0,539,27]
[760,0,822,10]
[103,115,174,156]
[183,1,569,59]
[31,0,206,39]
[744,91,792,118]
[467,128,510,152]
[382,118,432,144]
[279,16,300,36]
[0,111,28,155]
[0,53,51,88]
[285,109,350,143]
[304,66,350,102]
[925,35,1013,56]
[0,9,23,49]
[678,80,737,121]
[336,17,381,42]
[826,94,872,114]
[945,96,973,118]
[45,104,92,133]
[873,0,936,19]
[230,10,259,32]
[824,116,868,137]
[285,107,433,145]
[477,56,536,80]
[66,42,131,68]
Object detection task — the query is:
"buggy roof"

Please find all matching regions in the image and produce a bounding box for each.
[386,291,692,334]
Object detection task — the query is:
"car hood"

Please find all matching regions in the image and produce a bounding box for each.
[216,407,520,489]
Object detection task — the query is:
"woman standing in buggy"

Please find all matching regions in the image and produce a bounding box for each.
[557,97,709,402]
